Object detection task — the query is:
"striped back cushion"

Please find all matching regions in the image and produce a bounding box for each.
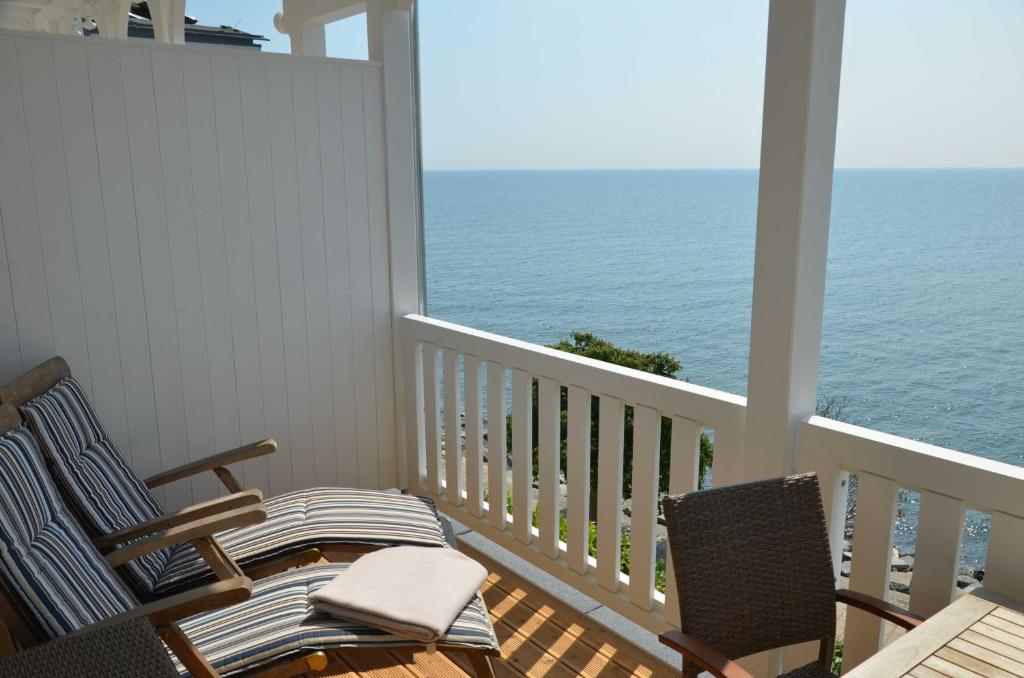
[0,426,137,637]
[20,377,169,596]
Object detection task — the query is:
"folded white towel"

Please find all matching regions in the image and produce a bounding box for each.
[309,545,488,643]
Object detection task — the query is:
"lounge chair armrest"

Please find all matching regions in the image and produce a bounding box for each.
[93,490,264,550]
[144,439,277,490]
[658,629,754,678]
[836,589,925,630]
[96,576,253,629]
[104,505,267,568]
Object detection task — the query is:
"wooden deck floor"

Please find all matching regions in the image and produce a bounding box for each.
[318,546,677,678]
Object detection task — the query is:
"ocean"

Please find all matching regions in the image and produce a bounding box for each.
[423,168,1024,568]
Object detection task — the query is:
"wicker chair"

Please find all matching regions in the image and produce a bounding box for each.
[660,473,924,678]
[0,619,177,677]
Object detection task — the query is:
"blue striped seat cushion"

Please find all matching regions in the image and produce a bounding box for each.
[173,562,498,676]
[22,377,448,599]
[19,377,169,595]
[155,488,447,595]
[0,426,138,637]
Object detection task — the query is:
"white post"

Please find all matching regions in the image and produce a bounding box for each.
[742,2,846,674]
[371,0,425,489]
[743,0,846,481]
[95,0,132,40]
[273,0,328,57]
[148,0,186,44]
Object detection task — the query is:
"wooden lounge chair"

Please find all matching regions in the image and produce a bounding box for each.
[659,473,924,678]
[0,404,500,677]
[0,357,449,599]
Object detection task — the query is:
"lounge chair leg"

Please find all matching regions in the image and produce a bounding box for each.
[249,650,328,678]
[465,650,496,678]
[159,623,218,678]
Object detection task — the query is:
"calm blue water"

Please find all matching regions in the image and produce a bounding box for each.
[424,169,1024,567]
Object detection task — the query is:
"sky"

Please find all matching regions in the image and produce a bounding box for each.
[193,1,1023,170]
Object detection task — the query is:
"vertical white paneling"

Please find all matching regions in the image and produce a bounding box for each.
[566,386,592,574]
[316,61,359,487]
[16,38,91,394]
[121,45,187,493]
[239,55,292,497]
[985,511,1024,601]
[150,47,207,508]
[362,68,397,489]
[844,472,899,670]
[266,57,315,493]
[443,348,463,504]
[511,369,533,544]
[486,362,508,530]
[211,53,267,494]
[664,416,701,627]
[537,376,560,559]
[596,395,625,591]
[422,342,441,495]
[1,32,396,501]
[910,491,964,618]
[463,356,484,516]
[338,63,380,489]
[629,405,661,610]
[51,40,131,461]
[88,42,160,471]
[0,37,54,369]
[290,60,336,489]
[183,51,241,498]
[0,214,20,383]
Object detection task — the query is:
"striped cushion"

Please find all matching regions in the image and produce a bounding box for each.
[0,426,137,637]
[173,562,498,676]
[154,488,447,595]
[19,377,169,595]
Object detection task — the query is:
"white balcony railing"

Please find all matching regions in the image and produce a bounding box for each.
[401,313,1024,668]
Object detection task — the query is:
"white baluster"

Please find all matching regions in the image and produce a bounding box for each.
[443,348,462,505]
[664,416,701,627]
[628,405,661,610]
[566,386,592,574]
[463,356,484,517]
[537,377,561,558]
[596,395,625,591]
[422,342,441,495]
[511,369,533,544]
[910,491,965,617]
[844,472,899,670]
[486,362,507,530]
[985,511,1024,600]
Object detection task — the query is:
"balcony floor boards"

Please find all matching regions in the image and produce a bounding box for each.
[319,547,676,677]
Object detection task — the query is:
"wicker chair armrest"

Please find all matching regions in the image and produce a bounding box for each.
[103,505,267,568]
[93,490,263,550]
[95,576,253,629]
[836,589,925,630]
[144,439,276,489]
[658,629,755,678]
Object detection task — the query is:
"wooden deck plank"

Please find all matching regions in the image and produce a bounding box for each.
[316,549,675,678]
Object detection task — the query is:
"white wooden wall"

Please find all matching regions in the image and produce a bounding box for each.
[0,30,397,507]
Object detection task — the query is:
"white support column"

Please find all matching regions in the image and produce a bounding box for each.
[742,0,847,482]
[373,0,426,491]
[95,0,131,40]
[148,0,186,44]
[273,0,328,57]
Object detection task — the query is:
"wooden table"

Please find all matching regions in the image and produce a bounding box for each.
[849,589,1024,677]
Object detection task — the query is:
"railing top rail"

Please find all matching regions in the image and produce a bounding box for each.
[403,313,746,430]
[800,415,1024,519]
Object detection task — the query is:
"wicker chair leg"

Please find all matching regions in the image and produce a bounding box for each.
[464,650,496,678]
